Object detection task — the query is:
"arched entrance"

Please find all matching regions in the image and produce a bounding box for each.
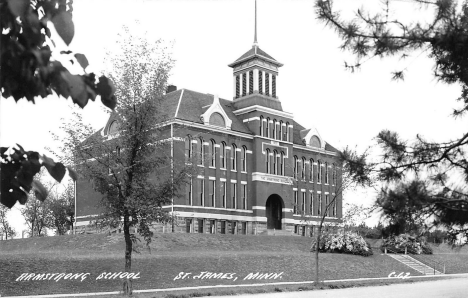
[266,194,283,229]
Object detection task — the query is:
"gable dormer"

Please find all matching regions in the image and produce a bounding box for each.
[201,95,232,129]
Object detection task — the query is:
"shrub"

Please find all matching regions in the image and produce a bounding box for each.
[311,232,373,256]
[380,234,433,254]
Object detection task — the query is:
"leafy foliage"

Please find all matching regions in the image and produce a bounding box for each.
[21,194,53,237]
[1,0,114,208]
[311,231,373,257]
[48,182,75,235]
[316,0,468,244]
[381,233,433,254]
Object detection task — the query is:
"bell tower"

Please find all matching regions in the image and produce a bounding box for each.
[228,0,284,111]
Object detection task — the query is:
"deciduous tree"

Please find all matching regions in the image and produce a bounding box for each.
[48,182,75,235]
[0,204,16,239]
[54,27,192,295]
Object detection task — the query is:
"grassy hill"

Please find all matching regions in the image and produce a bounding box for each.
[1,233,467,297]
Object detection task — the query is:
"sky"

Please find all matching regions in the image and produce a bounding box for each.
[1,0,466,234]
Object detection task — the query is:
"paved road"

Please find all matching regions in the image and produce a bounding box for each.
[205,277,468,298]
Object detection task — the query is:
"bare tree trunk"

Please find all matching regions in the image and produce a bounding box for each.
[315,223,323,285]
[123,212,133,296]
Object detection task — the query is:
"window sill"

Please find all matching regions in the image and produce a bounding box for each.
[241,171,247,174]
[198,164,205,167]
[220,168,227,171]
[231,170,237,173]
[209,166,216,169]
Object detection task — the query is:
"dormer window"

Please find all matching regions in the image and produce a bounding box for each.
[209,112,226,127]
[310,135,321,148]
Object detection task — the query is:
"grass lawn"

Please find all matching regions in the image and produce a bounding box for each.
[0,233,460,297]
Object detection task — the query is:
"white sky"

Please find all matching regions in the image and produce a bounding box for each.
[1,0,466,234]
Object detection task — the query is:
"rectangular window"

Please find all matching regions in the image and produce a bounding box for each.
[259,71,263,94]
[294,190,298,214]
[242,72,247,96]
[236,75,240,98]
[325,194,329,217]
[232,148,237,171]
[198,219,204,233]
[265,73,270,96]
[188,178,193,206]
[210,180,216,207]
[242,148,247,172]
[231,221,237,234]
[199,141,204,166]
[249,70,253,94]
[272,75,276,98]
[210,220,216,234]
[241,222,247,235]
[317,193,322,215]
[231,183,237,209]
[221,221,226,234]
[242,184,247,210]
[221,182,226,208]
[185,218,192,233]
[332,197,337,217]
[302,192,306,213]
[199,179,205,206]
[310,192,314,215]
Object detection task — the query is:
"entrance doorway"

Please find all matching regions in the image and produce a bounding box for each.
[266,194,283,229]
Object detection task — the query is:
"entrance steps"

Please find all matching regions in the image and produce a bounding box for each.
[387,254,444,275]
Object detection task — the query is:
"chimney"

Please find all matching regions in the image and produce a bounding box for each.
[166,85,177,94]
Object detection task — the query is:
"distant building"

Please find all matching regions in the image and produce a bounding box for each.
[76,2,343,236]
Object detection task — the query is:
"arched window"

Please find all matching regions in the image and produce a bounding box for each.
[285,122,290,142]
[273,150,278,175]
[309,159,314,182]
[241,146,247,172]
[310,135,321,148]
[221,142,226,168]
[260,116,264,137]
[232,144,237,171]
[108,120,120,135]
[185,135,192,160]
[259,71,263,94]
[210,139,216,167]
[281,152,285,176]
[266,118,270,138]
[279,121,283,141]
[293,156,298,179]
[317,160,322,183]
[272,120,277,140]
[199,137,204,165]
[301,157,306,180]
[209,112,226,127]
[276,150,281,175]
[332,163,337,185]
[325,162,329,184]
[266,149,270,174]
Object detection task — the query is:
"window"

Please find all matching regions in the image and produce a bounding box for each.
[242,72,247,96]
[235,75,240,98]
[273,150,277,175]
[285,122,290,142]
[231,183,237,209]
[241,146,247,172]
[221,182,226,208]
[108,120,120,135]
[259,71,263,94]
[279,121,283,141]
[332,196,337,217]
[185,135,192,160]
[210,139,216,167]
[275,151,281,175]
[260,116,264,136]
[199,137,204,166]
[317,161,322,183]
[272,75,276,98]
[266,118,270,138]
[241,222,247,235]
[209,112,225,127]
[265,72,270,96]
[333,164,337,185]
[294,156,299,180]
[116,146,121,158]
[280,152,285,176]
[317,193,322,215]
[210,220,216,234]
[325,194,329,216]
[231,144,237,171]
[310,135,321,148]
[272,119,276,140]
[310,192,314,215]
[221,142,226,168]
[198,219,204,233]
[221,221,226,234]
[325,162,329,184]
[294,190,298,214]
[302,192,306,213]
[242,184,247,210]
[249,70,253,94]
[210,180,216,207]
[188,178,193,206]
[199,179,205,206]
[186,218,192,233]
[308,159,314,182]
[301,157,306,180]
[266,149,271,174]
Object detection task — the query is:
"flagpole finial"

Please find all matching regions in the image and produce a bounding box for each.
[253,0,258,46]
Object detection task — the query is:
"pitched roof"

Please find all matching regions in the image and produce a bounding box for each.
[229,45,283,67]
[167,89,253,135]
[292,120,340,154]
